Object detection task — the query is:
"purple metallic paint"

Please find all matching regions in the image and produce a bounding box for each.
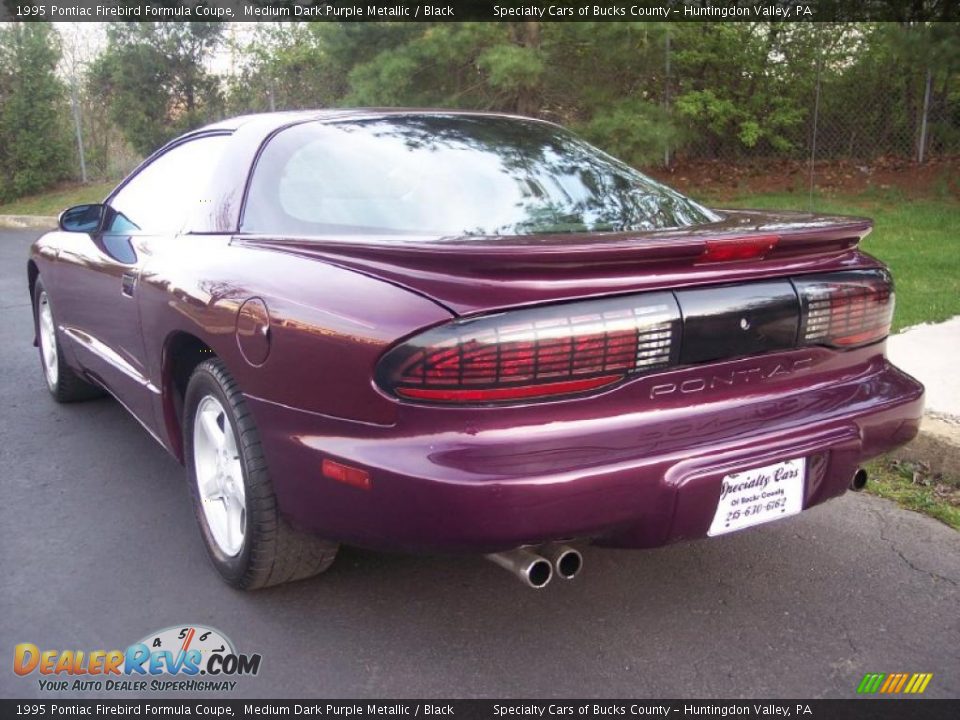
[244,347,921,552]
[233,208,872,316]
[28,110,924,557]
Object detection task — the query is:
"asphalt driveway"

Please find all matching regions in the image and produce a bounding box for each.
[1,228,957,699]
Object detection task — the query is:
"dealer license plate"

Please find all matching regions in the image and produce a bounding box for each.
[707,457,806,537]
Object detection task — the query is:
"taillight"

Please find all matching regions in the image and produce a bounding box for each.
[795,270,894,348]
[376,293,681,404]
[377,270,894,405]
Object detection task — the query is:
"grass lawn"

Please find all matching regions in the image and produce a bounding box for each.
[864,457,960,531]
[0,181,116,217]
[713,190,960,332]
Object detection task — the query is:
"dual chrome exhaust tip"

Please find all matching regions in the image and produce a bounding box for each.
[492,468,871,587]
[485,544,583,589]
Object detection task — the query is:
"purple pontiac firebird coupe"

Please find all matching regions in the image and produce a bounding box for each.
[29,110,924,589]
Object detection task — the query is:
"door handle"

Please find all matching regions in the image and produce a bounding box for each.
[121,272,137,297]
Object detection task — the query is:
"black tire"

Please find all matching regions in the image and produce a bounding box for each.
[33,277,104,403]
[183,358,339,589]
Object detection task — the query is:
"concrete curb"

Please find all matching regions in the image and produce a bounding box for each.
[0,215,56,230]
[887,318,960,419]
[889,415,960,480]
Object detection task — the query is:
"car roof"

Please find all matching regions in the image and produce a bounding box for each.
[195,108,558,134]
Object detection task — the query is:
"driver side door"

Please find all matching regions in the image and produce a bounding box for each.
[53,134,229,437]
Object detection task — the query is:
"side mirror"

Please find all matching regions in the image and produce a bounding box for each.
[59,204,106,233]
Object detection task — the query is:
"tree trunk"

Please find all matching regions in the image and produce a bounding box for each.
[515,21,541,116]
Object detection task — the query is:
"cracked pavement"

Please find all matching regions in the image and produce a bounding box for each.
[1,229,957,698]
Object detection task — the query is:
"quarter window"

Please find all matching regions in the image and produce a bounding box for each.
[107,134,229,234]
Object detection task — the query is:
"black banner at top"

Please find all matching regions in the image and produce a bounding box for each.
[1,0,958,23]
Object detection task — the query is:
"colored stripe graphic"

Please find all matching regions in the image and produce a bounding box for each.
[895,673,907,692]
[914,674,933,694]
[857,673,885,694]
[880,674,897,693]
[857,672,932,694]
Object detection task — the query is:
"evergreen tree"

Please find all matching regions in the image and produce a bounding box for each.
[0,23,72,202]
[90,22,224,156]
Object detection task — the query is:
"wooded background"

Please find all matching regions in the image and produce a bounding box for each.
[1,21,958,202]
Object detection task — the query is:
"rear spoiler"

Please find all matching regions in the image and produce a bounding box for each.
[235,222,870,276]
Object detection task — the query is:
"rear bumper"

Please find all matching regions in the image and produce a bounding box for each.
[248,347,923,553]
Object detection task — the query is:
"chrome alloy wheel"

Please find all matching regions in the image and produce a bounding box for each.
[37,291,58,390]
[193,395,246,557]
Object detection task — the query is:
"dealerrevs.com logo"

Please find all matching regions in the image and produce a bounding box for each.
[13,625,261,693]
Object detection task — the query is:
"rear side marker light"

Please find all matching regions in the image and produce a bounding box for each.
[795,270,894,349]
[699,235,778,263]
[376,292,682,405]
[322,459,371,490]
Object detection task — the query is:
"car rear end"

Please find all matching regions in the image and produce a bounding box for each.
[243,220,923,555]
[238,113,923,556]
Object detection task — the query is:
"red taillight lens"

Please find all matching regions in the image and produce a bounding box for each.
[377,293,681,404]
[395,375,623,403]
[795,270,894,349]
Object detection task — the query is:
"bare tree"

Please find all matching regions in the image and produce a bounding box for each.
[57,24,105,184]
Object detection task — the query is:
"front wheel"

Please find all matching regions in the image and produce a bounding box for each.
[183,358,339,589]
[33,277,104,403]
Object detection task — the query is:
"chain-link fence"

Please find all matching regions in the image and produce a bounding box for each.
[659,23,959,167]
[811,70,956,163]
[674,76,958,165]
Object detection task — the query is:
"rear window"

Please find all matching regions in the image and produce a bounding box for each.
[241,115,717,237]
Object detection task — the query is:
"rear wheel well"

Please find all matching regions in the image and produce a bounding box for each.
[163,333,216,463]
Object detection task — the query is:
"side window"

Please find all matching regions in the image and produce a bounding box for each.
[107,134,229,234]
